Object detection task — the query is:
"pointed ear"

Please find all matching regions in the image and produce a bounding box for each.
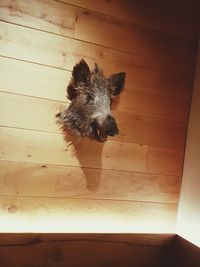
[67,82,77,100]
[93,63,104,77]
[108,72,126,97]
[94,63,100,73]
[72,59,91,87]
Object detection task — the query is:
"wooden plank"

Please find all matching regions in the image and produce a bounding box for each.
[0,91,187,148]
[0,57,191,122]
[0,22,160,86]
[61,0,199,40]
[0,127,148,173]
[1,0,195,59]
[159,57,195,100]
[0,234,174,267]
[0,233,174,247]
[0,127,184,176]
[0,57,192,122]
[74,8,195,60]
[0,91,64,132]
[115,111,187,149]
[0,81,189,124]
[0,56,192,101]
[0,161,180,203]
[0,57,70,101]
[115,88,190,122]
[147,146,184,176]
[0,0,76,37]
[0,196,176,233]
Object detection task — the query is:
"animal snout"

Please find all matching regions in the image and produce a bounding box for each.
[105,116,119,136]
[90,115,119,142]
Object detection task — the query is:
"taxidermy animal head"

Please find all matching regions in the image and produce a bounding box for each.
[56,59,126,142]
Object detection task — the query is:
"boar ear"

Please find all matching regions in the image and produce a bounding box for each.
[72,59,91,87]
[108,72,126,97]
[67,59,91,100]
[67,82,77,100]
[93,63,104,77]
[94,63,100,73]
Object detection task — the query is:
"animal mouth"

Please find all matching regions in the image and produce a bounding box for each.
[90,116,119,142]
[90,120,107,142]
[105,116,119,137]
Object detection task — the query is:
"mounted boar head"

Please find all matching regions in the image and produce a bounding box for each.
[56,59,126,142]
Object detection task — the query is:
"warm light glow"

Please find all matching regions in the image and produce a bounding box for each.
[0,213,175,233]
[175,39,200,249]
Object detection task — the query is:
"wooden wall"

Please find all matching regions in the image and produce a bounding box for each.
[0,233,174,267]
[0,0,199,233]
[176,35,200,247]
[0,233,199,267]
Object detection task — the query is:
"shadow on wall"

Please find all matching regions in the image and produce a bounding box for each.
[62,131,104,192]
[56,59,125,191]
[161,235,200,267]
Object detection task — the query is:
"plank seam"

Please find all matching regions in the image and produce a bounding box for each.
[0,159,182,178]
[0,20,191,61]
[0,194,178,205]
[0,90,189,123]
[0,124,186,150]
[55,0,196,42]
[0,55,190,90]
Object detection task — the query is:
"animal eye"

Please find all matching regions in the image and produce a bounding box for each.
[86,93,95,103]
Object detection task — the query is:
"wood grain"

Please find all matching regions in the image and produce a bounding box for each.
[0,127,148,173]
[1,0,197,58]
[115,111,186,149]
[0,21,160,86]
[159,58,195,96]
[0,233,174,267]
[0,56,193,101]
[0,0,197,236]
[0,56,70,101]
[61,0,199,40]
[147,147,184,176]
[0,91,187,148]
[74,8,195,59]
[0,91,63,132]
[116,89,190,121]
[0,0,76,37]
[0,161,180,203]
[0,56,192,122]
[0,233,174,246]
[0,196,176,233]
[0,126,184,176]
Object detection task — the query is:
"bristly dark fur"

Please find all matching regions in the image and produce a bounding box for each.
[56,59,126,142]
[109,72,126,96]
